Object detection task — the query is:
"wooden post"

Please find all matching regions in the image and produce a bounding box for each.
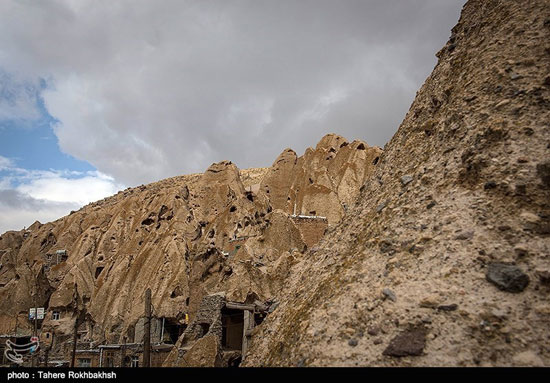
[143,288,151,367]
[44,333,54,367]
[71,317,78,367]
[32,279,38,367]
[120,336,126,367]
[242,310,254,360]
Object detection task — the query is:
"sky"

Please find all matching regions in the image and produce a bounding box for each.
[0,0,466,233]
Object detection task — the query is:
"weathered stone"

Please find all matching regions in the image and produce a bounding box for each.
[419,295,441,308]
[512,350,544,367]
[455,231,474,240]
[437,304,458,312]
[382,288,397,302]
[495,99,510,108]
[179,335,222,367]
[367,326,380,336]
[486,263,530,293]
[382,328,427,357]
[400,175,414,186]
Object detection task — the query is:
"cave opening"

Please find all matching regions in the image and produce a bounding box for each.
[221,307,244,351]
[95,267,104,279]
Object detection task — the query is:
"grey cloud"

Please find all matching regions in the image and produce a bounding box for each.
[0,189,80,232]
[0,0,466,186]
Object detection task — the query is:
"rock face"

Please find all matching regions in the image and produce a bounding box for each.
[0,134,379,366]
[261,134,381,224]
[244,0,550,367]
[1,0,549,368]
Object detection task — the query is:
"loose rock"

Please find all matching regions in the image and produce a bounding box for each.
[486,263,530,293]
[400,175,413,186]
[382,288,397,302]
[382,328,427,357]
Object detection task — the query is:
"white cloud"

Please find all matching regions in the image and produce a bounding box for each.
[16,170,122,206]
[0,0,465,187]
[0,158,124,233]
[0,155,13,170]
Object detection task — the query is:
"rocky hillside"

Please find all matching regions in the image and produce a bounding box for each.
[0,133,380,362]
[1,0,548,368]
[244,0,550,367]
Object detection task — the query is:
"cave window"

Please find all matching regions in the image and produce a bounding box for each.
[131,356,139,368]
[254,312,266,326]
[95,267,104,279]
[357,143,366,150]
[246,193,254,202]
[104,356,114,367]
[77,358,91,368]
[373,157,379,165]
[185,297,190,306]
[52,311,60,320]
[163,319,187,344]
[230,206,237,212]
[198,323,210,338]
[309,211,316,216]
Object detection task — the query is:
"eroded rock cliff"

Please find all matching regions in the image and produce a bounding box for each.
[244,0,550,367]
[0,134,380,365]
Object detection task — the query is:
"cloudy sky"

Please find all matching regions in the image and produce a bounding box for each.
[0,0,465,233]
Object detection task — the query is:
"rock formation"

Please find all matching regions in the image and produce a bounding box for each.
[0,134,380,366]
[244,0,550,367]
[1,0,549,367]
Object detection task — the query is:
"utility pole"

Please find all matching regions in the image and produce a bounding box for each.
[143,288,151,367]
[44,333,54,367]
[31,278,38,367]
[120,336,126,367]
[71,316,78,367]
[70,289,81,368]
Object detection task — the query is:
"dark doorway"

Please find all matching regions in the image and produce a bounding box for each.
[221,308,244,351]
[163,319,186,344]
